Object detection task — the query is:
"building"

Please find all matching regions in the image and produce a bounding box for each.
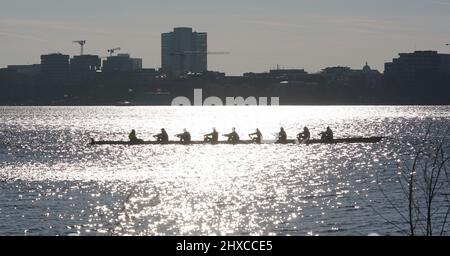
[320,63,382,89]
[321,66,352,78]
[161,27,207,76]
[322,63,380,78]
[70,55,101,80]
[102,54,143,73]
[384,51,450,102]
[384,51,450,82]
[244,69,308,80]
[40,53,70,81]
[6,65,41,76]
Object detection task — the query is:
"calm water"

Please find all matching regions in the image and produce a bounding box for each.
[0,106,449,236]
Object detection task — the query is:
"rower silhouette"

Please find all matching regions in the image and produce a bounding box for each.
[319,127,334,141]
[297,127,311,143]
[249,128,263,144]
[129,129,144,143]
[276,127,288,144]
[154,128,169,143]
[176,129,191,144]
[204,128,219,143]
[224,127,240,143]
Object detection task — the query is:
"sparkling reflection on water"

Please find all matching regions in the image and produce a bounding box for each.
[0,106,449,236]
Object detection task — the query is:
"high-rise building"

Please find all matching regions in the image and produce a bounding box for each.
[40,53,70,81]
[161,27,207,76]
[102,54,143,73]
[384,51,450,102]
[70,55,101,80]
[385,51,450,82]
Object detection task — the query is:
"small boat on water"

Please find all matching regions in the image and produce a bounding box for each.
[88,137,383,146]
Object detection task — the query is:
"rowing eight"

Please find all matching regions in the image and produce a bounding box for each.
[89,137,383,146]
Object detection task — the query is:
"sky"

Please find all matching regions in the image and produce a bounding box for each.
[1,0,450,75]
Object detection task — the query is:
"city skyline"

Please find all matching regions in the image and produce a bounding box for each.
[1,0,450,75]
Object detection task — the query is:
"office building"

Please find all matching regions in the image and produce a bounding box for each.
[161,27,207,76]
[70,55,101,80]
[40,53,70,81]
[385,51,450,81]
[102,54,143,72]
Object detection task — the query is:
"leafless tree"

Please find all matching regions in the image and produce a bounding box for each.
[372,125,450,236]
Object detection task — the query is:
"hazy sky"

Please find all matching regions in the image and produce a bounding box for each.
[1,0,450,75]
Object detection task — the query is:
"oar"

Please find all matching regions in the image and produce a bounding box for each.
[202,131,214,137]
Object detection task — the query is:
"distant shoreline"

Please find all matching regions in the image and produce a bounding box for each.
[1,104,450,107]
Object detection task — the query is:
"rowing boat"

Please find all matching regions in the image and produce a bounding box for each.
[88,137,383,146]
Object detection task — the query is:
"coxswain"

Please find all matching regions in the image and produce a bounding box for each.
[129,129,144,143]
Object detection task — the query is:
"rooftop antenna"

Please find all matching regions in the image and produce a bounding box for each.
[73,40,86,55]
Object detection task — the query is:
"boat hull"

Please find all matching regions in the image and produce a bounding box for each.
[89,137,383,146]
[306,137,383,144]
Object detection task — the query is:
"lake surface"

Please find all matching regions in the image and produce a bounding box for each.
[0,106,449,236]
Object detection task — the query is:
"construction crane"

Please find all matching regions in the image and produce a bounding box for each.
[107,47,121,56]
[73,40,86,55]
[170,51,230,75]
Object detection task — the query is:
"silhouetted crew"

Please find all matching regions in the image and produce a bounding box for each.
[249,128,263,144]
[277,127,288,144]
[154,128,169,143]
[204,128,219,143]
[319,127,334,141]
[176,129,191,143]
[129,129,144,143]
[224,128,240,143]
[297,127,311,142]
